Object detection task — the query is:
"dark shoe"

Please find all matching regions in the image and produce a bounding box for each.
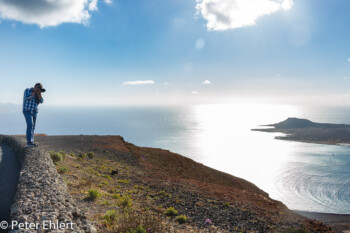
[26,143,38,148]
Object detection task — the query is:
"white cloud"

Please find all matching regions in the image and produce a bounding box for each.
[104,0,112,5]
[164,82,169,85]
[191,91,199,94]
[196,0,294,31]
[89,0,98,11]
[123,80,155,85]
[348,58,350,62]
[0,0,111,28]
[202,80,211,84]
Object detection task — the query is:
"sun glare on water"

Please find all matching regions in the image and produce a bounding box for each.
[191,104,301,199]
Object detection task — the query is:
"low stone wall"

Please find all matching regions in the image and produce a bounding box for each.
[0,135,96,233]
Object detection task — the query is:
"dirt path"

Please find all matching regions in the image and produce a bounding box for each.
[0,143,20,232]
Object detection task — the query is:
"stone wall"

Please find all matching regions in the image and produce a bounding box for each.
[0,135,96,233]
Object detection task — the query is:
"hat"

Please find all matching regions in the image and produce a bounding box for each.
[35,83,46,92]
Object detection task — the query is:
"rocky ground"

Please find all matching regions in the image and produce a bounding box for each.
[32,135,334,233]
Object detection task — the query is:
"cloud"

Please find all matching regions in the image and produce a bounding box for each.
[123,80,155,85]
[202,80,211,84]
[196,0,294,31]
[89,0,98,11]
[348,58,350,62]
[0,0,111,27]
[191,91,199,94]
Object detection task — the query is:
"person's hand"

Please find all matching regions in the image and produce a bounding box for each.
[31,91,35,96]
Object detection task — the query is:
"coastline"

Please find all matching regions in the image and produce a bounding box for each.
[252,117,350,147]
[272,136,348,147]
[295,211,350,233]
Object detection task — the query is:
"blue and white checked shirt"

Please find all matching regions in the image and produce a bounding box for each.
[23,88,44,115]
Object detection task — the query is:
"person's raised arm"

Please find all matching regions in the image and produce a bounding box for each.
[38,92,44,104]
[23,89,35,101]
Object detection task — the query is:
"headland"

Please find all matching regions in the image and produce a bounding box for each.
[252,117,350,146]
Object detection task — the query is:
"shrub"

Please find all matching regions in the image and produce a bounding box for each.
[117,195,132,209]
[87,189,101,201]
[101,200,110,206]
[58,166,68,174]
[164,207,179,217]
[77,153,86,159]
[58,151,67,159]
[112,193,120,199]
[86,152,95,159]
[103,175,112,180]
[175,215,187,224]
[117,179,130,184]
[50,152,63,164]
[103,210,117,225]
[130,225,147,233]
[113,209,165,233]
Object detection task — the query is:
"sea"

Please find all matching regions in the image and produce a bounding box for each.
[1,103,350,214]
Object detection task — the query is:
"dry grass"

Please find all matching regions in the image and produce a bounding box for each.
[49,150,180,233]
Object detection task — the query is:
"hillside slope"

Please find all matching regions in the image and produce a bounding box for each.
[33,135,333,233]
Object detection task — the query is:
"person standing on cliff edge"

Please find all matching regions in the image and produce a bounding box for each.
[23,83,46,148]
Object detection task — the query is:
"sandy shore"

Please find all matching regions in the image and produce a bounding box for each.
[295,211,350,233]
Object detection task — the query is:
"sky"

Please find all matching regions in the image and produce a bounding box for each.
[0,0,350,106]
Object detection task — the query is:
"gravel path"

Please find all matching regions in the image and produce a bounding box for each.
[0,143,21,231]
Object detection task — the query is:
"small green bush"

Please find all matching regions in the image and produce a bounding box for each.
[86,152,95,159]
[58,166,68,174]
[50,152,63,164]
[112,193,120,199]
[103,175,112,180]
[77,153,86,159]
[129,225,147,233]
[117,179,130,184]
[164,207,179,217]
[175,215,187,224]
[58,151,67,159]
[87,189,101,201]
[103,210,116,224]
[117,195,132,209]
[101,200,110,206]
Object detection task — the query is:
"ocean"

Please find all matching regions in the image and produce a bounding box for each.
[1,103,350,214]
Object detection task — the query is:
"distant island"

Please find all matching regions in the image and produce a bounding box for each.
[252,117,350,146]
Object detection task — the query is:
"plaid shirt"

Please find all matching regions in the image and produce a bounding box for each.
[23,88,44,115]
